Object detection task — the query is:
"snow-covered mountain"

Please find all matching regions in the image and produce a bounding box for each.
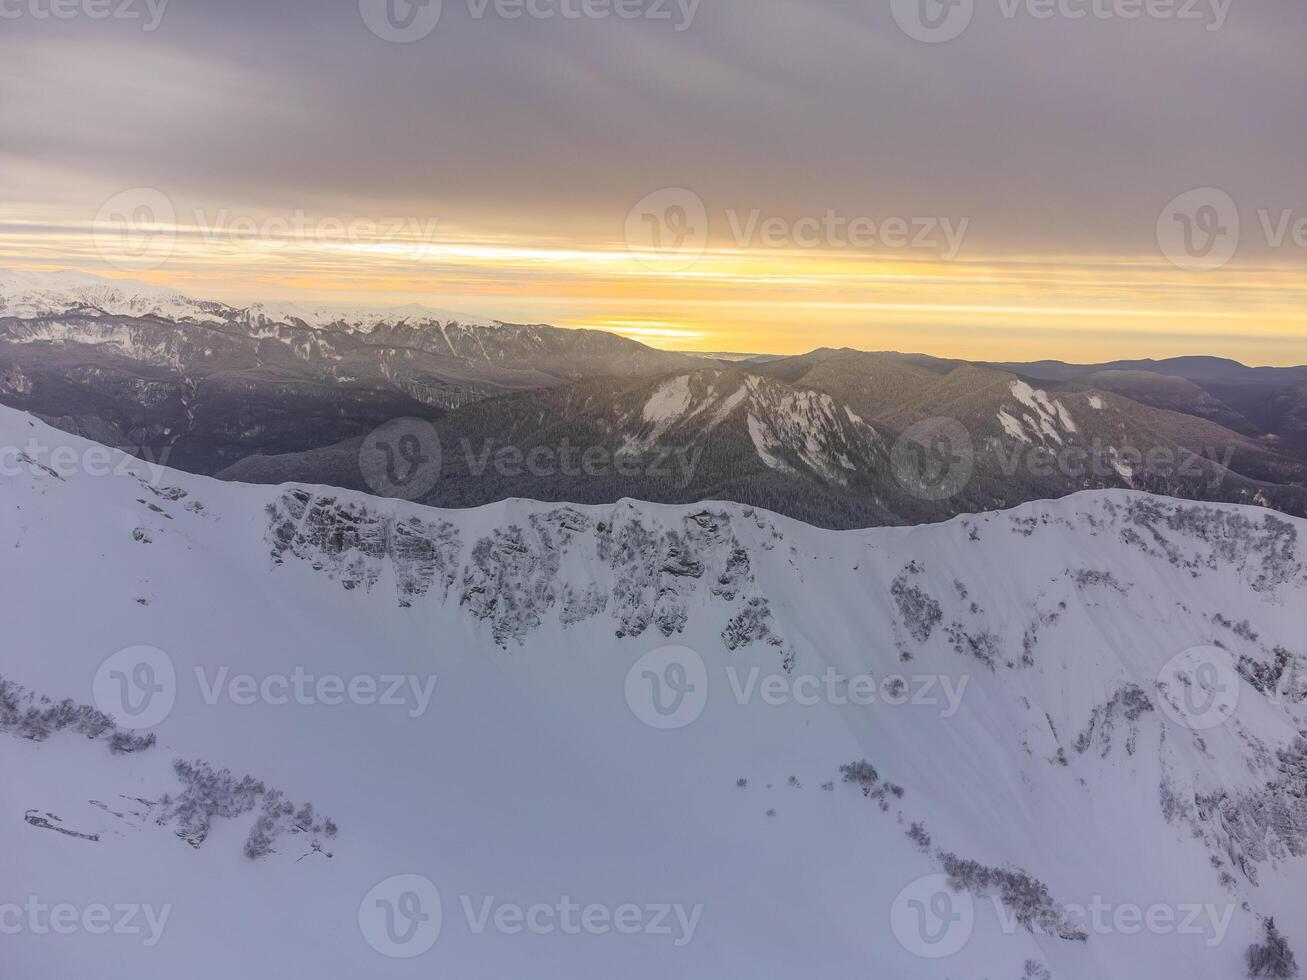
[0,268,693,374]
[0,268,495,330]
[221,363,1307,530]
[0,269,222,324]
[4,271,1306,530]
[3,403,1306,979]
[987,355,1307,449]
[0,268,697,474]
[220,368,905,528]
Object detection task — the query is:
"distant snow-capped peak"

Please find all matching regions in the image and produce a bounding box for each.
[0,268,219,323]
[0,268,498,333]
[238,300,498,332]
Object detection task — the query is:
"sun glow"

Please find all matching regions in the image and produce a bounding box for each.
[3,206,1305,364]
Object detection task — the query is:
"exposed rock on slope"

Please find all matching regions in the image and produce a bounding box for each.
[4,406,1307,979]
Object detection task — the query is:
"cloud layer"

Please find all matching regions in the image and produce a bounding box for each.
[2,0,1305,361]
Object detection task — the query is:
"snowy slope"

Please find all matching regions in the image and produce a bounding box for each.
[2,404,1307,979]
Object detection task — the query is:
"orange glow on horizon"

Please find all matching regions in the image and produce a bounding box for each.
[2,208,1305,366]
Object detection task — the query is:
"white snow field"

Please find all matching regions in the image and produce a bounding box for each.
[2,404,1306,979]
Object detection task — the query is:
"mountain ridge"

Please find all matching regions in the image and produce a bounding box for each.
[0,269,699,474]
[4,403,1307,978]
[219,362,1307,528]
[4,271,1306,528]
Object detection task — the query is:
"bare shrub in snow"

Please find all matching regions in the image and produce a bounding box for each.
[0,674,156,753]
[157,759,337,859]
[939,852,1087,942]
[839,760,904,810]
[840,759,879,790]
[1247,918,1298,978]
[891,568,943,643]
[907,822,932,852]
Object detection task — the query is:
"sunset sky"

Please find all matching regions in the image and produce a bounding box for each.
[2,0,1305,363]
